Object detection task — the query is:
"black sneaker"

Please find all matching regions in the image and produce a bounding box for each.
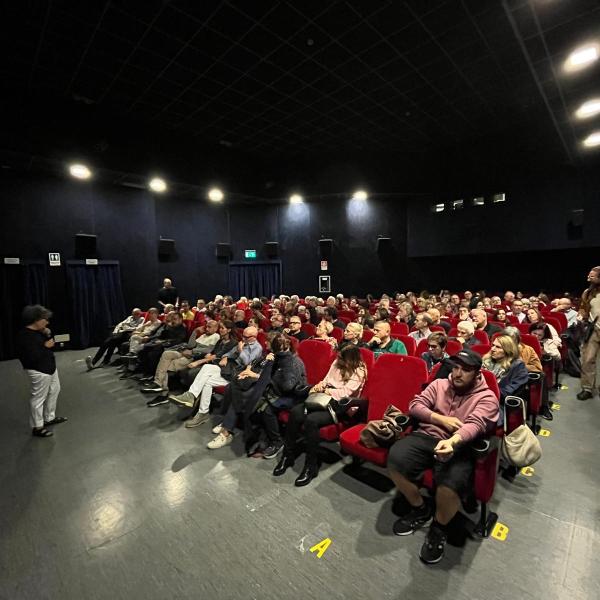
[393,501,432,536]
[576,390,593,401]
[262,442,284,459]
[540,405,553,420]
[147,396,169,407]
[141,385,164,394]
[419,522,447,565]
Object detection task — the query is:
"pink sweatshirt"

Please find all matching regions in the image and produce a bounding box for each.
[409,375,499,443]
[323,364,366,401]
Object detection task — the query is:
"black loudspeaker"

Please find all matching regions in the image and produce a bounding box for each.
[216,243,232,258]
[75,233,97,258]
[567,209,584,241]
[158,238,175,260]
[376,236,392,252]
[319,238,333,259]
[265,242,279,258]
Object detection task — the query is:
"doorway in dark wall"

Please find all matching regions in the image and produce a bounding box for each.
[228,262,282,299]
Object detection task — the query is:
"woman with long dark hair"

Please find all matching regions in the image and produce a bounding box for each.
[272,345,367,486]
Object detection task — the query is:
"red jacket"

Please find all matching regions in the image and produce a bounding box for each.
[409,375,499,443]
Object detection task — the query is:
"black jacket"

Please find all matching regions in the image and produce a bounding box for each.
[16,329,56,375]
[270,351,307,397]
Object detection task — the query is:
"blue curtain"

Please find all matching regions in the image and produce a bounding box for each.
[24,262,48,306]
[66,261,126,348]
[228,262,282,299]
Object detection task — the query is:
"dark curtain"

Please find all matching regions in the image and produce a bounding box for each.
[66,261,126,348]
[228,262,282,299]
[0,261,49,361]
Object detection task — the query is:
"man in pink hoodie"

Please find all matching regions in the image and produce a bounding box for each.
[387,348,499,564]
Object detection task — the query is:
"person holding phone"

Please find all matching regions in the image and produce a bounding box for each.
[16,305,67,438]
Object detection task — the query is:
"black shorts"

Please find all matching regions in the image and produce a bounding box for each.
[387,432,474,496]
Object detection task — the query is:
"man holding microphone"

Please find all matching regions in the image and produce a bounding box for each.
[16,305,67,438]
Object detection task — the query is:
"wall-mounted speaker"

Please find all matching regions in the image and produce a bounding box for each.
[265,242,279,258]
[319,238,333,259]
[376,236,392,252]
[158,238,176,261]
[75,233,97,258]
[216,243,232,258]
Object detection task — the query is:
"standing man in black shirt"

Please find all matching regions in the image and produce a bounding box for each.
[157,278,179,312]
[16,305,67,438]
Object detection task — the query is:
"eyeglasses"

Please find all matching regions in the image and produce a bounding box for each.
[290,321,301,325]
[242,335,255,339]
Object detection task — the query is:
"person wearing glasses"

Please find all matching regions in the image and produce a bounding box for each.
[269,313,285,333]
[420,332,450,373]
[168,326,262,426]
[284,317,308,341]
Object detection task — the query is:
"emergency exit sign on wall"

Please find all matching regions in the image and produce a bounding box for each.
[244,249,257,259]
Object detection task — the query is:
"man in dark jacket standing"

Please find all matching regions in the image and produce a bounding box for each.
[578,266,600,400]
[16,305,67,438]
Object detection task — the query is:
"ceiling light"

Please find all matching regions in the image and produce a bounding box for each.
[492,193,506,203]
[452,199,464,210]
[208,188,224,202]
[575,98,600,119]
[352,190,368,201]
[433,203,445,213]
[69,163,92,180]
[564,43,599,73]
[149,177,167,192]
[473,196,485,206]
[583,131,600,147]
[290,194,303,204]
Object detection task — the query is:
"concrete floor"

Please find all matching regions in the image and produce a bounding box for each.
[1,349,599,600]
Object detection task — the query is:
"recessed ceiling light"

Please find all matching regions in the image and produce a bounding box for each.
[583,131,600,147]
[149,177,167,192]
[352,190,368,201]
[473,196,485,206]
[452,199,464,210]
[69,163,92,180]
[208,188,224,202]
[564,43,599,73]
[492,193,506,203]
[434,203,445,213]
[290,194,303,204]
[575,98,600,119]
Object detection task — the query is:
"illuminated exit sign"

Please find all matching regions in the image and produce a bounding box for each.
[244,249,257,259]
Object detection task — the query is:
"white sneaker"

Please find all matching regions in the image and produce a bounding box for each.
[212,423,224,434]
[207,432,232,449]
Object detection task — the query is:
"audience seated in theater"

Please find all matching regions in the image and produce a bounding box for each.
[471,308,502,339]
[324,306,346,330]
[526,308,561,346]
[396,302,416,328]
[284,316,308,341]
[134,312,187,377]
[387,347,499,564]
[482,335,529,413]
[311,320,338,350]
[508,299,526,323]
[297,305,310,322]
[529,323,561,365]
[178,300,194,321]
[409,313,433,344]
[157,278,179,311]
[457,306,471,322]
[194,299,206,313]
[273,345,367,486]
[85,308,145,370]
[269,313,285,333]
[421,332,450,373]
[427,308,452,334]
[454,321,477,348]
[169,326,262,424]
[495,307,508,326]
[552,297,579,328]
[338,322,367,351]
[125,308,162,356]
[368,321,407,358]
[503,290,515,307]
[234,310,248,329]
[141,320,220,406]
[374,307,391,322]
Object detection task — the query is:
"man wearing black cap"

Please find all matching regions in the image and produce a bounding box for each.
[15,305,67,438]
[387,348,499,565]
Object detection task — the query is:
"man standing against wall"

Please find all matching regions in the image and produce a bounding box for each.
[577,266,600,401]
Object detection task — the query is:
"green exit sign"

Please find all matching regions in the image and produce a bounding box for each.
[245,249,257,259]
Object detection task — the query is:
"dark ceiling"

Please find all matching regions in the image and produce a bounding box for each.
[2,0,600,195]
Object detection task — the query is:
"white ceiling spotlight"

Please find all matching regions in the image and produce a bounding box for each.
[149,177,167,192]
[289,194,303,204]
[582,131,600,148]
[575,98,600,119]
[208,188,224,202]
[69,163,92,180]
[352,190,368,201]
[564,43,599,73]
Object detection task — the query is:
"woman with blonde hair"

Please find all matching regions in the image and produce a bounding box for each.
[482,335,529,404]
[338,322,366,351]
[311,320,338,350]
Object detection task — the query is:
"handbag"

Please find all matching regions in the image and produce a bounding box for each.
[501,396,542,467]
[360,405,409,449]
[304,392,339,423]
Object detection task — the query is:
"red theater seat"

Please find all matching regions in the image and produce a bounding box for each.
[298,339,336,385]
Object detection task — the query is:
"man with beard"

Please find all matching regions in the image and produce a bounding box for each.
[387,348,499,564]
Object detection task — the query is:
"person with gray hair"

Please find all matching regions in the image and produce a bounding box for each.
[15,305,67,438]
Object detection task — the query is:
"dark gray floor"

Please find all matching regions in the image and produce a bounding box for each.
[1,349,599,600]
